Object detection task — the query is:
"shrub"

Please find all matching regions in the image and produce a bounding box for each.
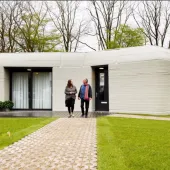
[3,100,14,110]
[0,101,4,110]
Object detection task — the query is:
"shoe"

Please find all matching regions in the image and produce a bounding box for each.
[71,113,75,118]
[85,115,88,118]
[81,114,84,118]
[68,114,71,118]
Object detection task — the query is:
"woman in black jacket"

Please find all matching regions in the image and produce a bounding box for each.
[65,79,77,118]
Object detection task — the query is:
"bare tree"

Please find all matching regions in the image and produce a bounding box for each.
[133,0,170,47]
[10,1,61,52]
[0,1,61,52]
[12,2,46,52]
[46,1,95,52]
[87,0,132,50]
[0,1,22,52]
[0,12,6,52]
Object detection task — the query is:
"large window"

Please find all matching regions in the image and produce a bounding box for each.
[10,68,52,110]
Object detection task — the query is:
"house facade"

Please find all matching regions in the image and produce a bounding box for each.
[0,45,170,115]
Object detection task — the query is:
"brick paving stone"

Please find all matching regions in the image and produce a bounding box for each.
[0,118,97,170]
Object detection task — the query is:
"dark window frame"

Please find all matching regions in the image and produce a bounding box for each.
[8,67,53,111]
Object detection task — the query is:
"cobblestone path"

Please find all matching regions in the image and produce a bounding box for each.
[0,118,97,170]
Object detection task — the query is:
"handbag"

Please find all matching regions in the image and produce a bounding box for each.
[65,99,68,107]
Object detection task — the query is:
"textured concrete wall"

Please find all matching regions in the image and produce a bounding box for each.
[0,46,170,114]
[0,67,4,101]
[4,69,10,101]
[52,66,94,112]
[157,60,170,114]
[0,67,9,101]
[109,60,170,115]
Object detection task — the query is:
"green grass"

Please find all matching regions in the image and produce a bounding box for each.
[97,117,170,170]
[116,113,170,118]
[0,117,56,150]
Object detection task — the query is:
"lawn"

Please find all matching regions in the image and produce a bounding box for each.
[116,113,170,118]
[97,117,170,170]
[0,117,56,150]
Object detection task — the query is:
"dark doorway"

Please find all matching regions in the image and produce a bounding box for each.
[94,65,109,111]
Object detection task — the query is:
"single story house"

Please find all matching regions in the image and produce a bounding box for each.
[0,45,170,115]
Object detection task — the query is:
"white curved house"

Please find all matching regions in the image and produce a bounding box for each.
[0,45,170,115]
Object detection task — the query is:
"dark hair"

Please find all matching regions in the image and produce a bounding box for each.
[67,79,73,88]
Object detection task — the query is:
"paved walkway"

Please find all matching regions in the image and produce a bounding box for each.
[0,118,97,170]
[108,114,170,121]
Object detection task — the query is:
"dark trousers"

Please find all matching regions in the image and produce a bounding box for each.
[66,98,75,114]
[68,106,74,114]
[81,99,89,116]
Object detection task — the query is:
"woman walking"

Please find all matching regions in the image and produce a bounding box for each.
[65,79,77,118]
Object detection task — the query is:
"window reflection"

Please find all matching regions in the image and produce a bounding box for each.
[99,73,104,100]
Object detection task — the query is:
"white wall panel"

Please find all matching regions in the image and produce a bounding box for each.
[109,60,170,114]
[52,67,93,112]
[0,67,9,101]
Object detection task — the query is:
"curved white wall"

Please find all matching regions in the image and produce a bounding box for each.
[0,46,170,114]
